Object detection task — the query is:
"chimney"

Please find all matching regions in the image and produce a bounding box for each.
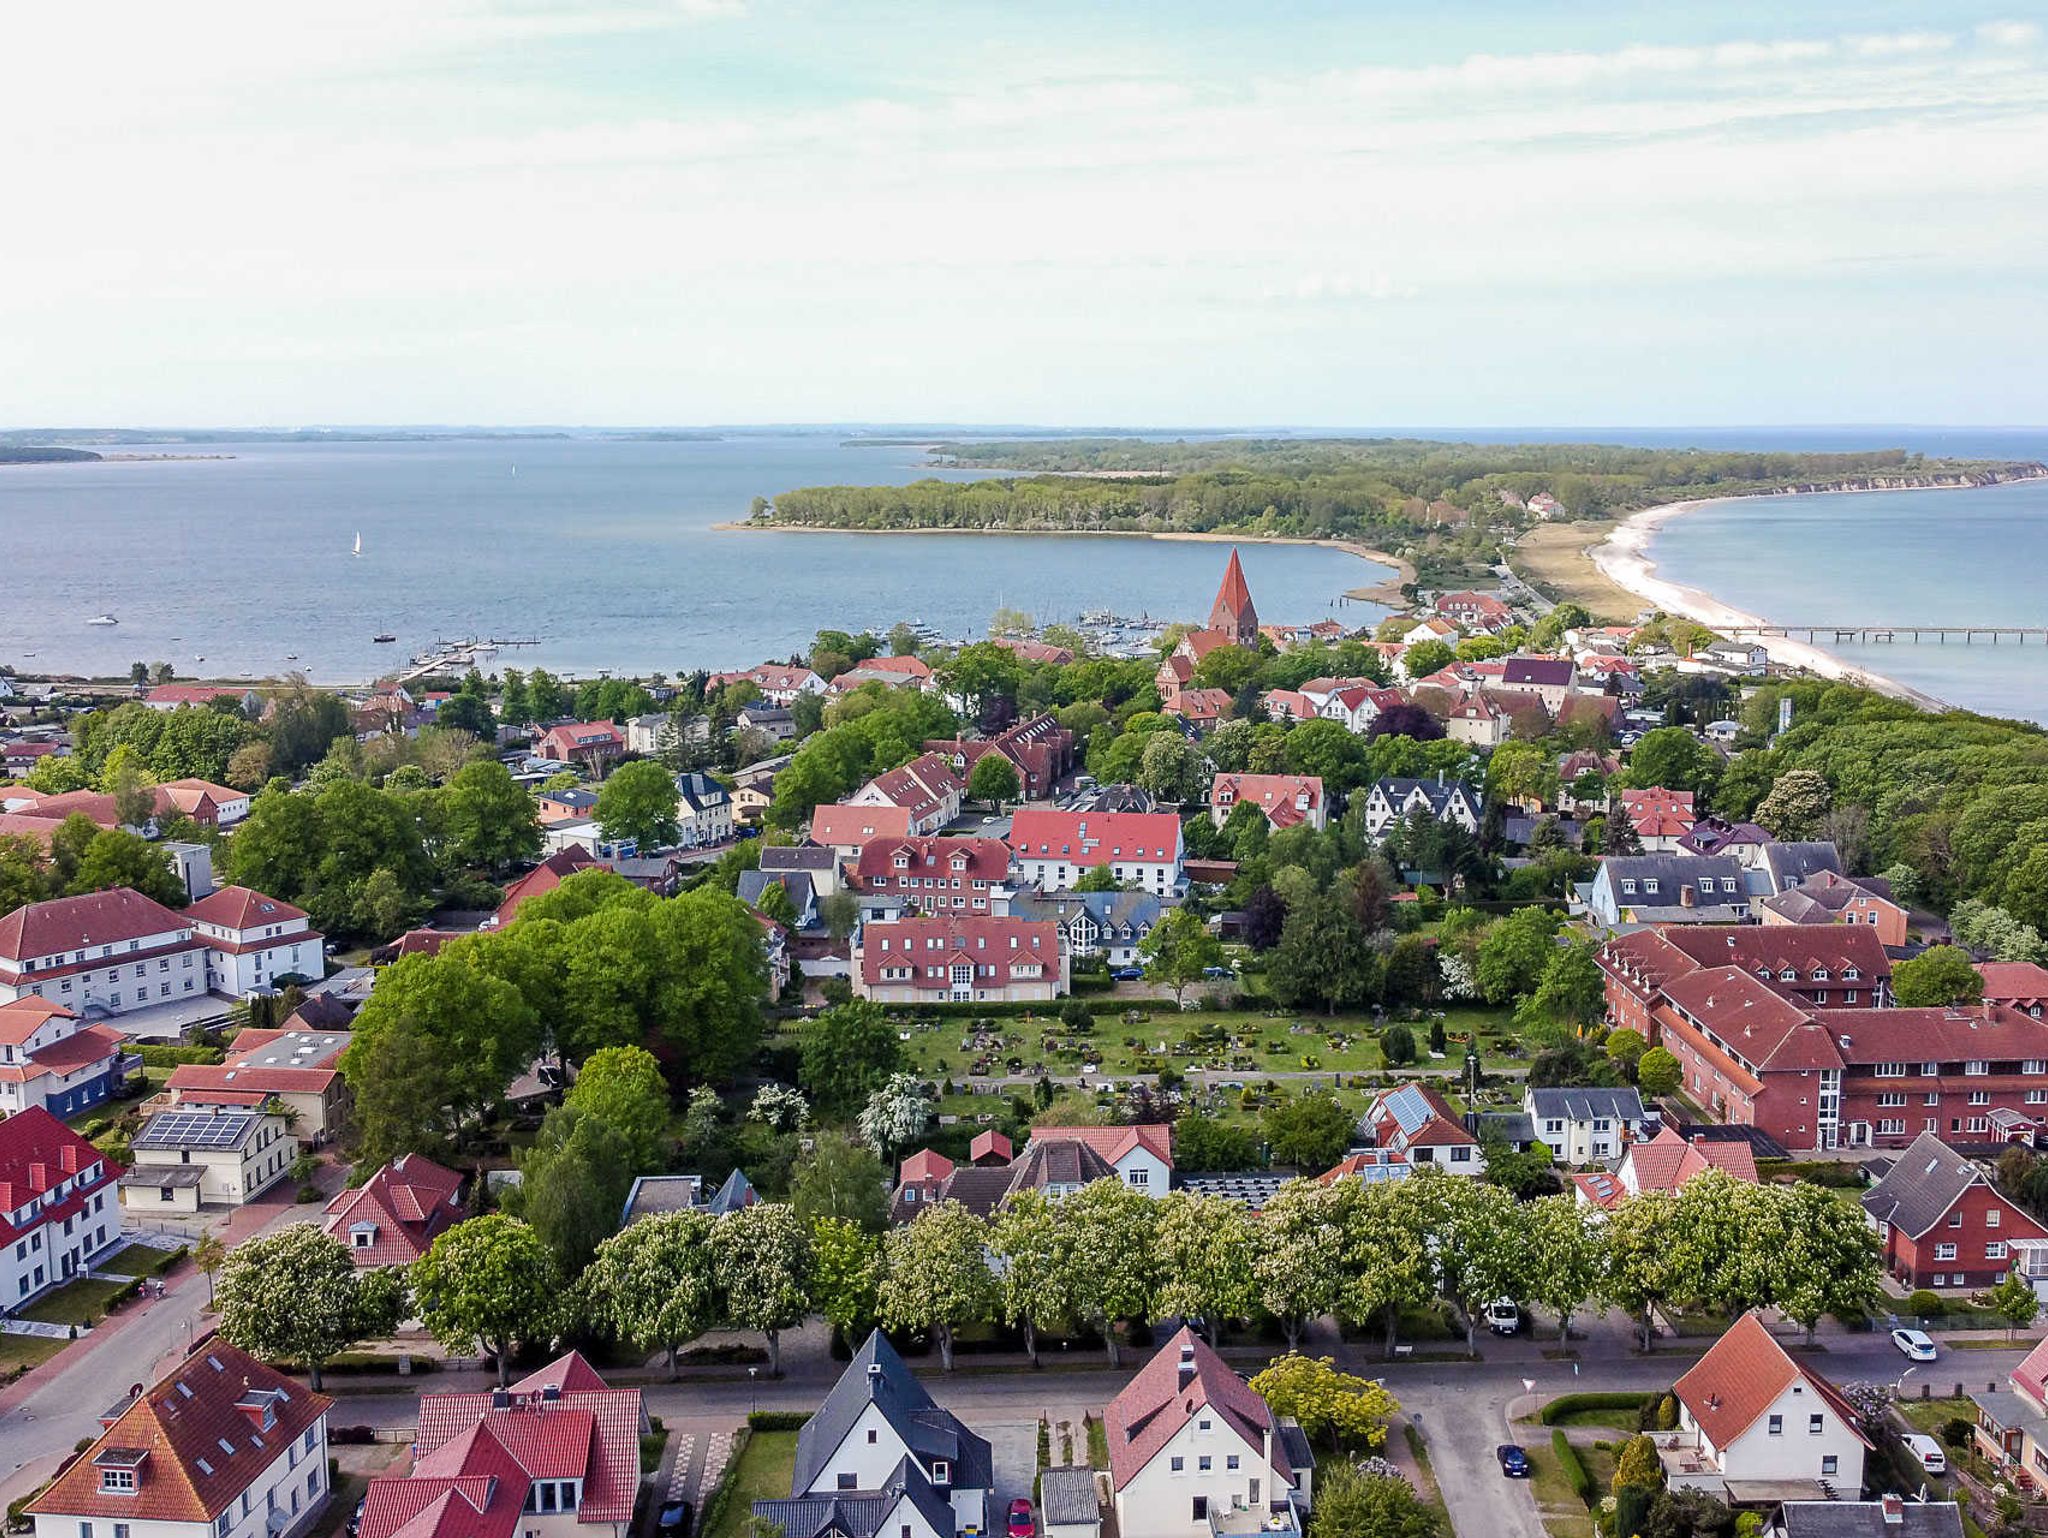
[1261,1422,1274,1516]
[1880,1493,1904,1525]
[1680,884,1696,909]
[1177,1342,1197,1390]
[490,1391,511,1410]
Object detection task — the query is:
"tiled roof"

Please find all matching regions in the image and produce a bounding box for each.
[1320,1150,1412,1186]
[1501,656,1574,687]
[185,885,308,932]
[0,1107,117,1243]
[323,1153,465,1264]
[1818,1003,2048,1065]
[0,887,190,964]
[1859,1132,2009,1240]
[1370,1083,1476,1149]
[854,835,1009,885]
[0,1020,125,1085]
[1622,1126,1759,1194]
[1007,810,1182,866]
[2014,1336,2048,1410]
[810,804,913,848]
[1673,1312,1869,1453]
[1659,967,1827,1075]
[899,1149,955,1183]
[1617,786,1696,838]
[1105,1327,1291,1492]
[29,1340,331,1523]
[1210,773,1322,817]
[1982,962,2048,1004]
[858,913,1059,989]
[1026,1124,1173,1168]
[0,997,75,1047]
[494,846,604,924]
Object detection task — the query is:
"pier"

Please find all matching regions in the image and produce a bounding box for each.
[396,636,540,683]
[1723,624,2048,645]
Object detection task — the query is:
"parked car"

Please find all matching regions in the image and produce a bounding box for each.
[1891,1327,1939,1361]
[658,1502,693,1536]
[1496,1445,1530,1478]
[1902,1434,1948,1476]
[1203,965,1231,978]
[1111,967,1145,981]
[1007,1498,1036,1538]
[1486,1299,1521,1336]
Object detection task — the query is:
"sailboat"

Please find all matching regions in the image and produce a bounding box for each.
[353,531,363,557]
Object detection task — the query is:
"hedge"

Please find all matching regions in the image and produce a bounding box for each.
[747,1411,809,1431]
[133,1043,226,1067]
[693,1426,753,1538]
[1538,1391,1658,1426]
[1552,1431,1595,1504]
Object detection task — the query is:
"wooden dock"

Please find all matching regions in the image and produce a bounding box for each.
[1722,625,2048,645]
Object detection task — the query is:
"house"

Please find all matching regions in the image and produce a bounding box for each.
[849,754,966,836]
[1207,550,1260,646]
[1665,1312,1868,1499]
[161,777,252,827]
[727,663,826,706]
[1006,890,1160,968]
[1105,1327,1313,1538]
[1860,1131,2048,1290]
[1,739,66,777]
[760,843,845,898]
[754,1330,991,1538]
[1972,1336,2048,1485]
[0,998,130,1118]
[849,835,1010,916]
[121,1106,297,1212]
[1983,962,2048,1019]
[1769,1498,1961,1538]
[1497,656,1577,713]
[1027,1125,1173,1194]
[731,755,791,827]
[1168,688,1233,733]
[1305,682,1404,735]
[736,703,799,741]
[1701,638,1770,675]
[1362,1084,1484,1174]
[674,771,734,848]
[1522,1086,1650,1164]
[323,1153,466,1266]
[1444,691,1512,747]
[1758,871,1909,946]
[1600,926,1894,1028]
[1582,854,1750,929]
[891,1141,1117,1222]
[1678,815,1773,865]
[1318,1150,1413,1187]
[1754,842,1847,896]
[536,721,628,776]
[1261,689,1317,725]
[0,1106,122,1308]
[990,637,1075,667]
[737,869,820,930]
[1360,776,1482,842]
[1526,492,1562,518]
[1209,774,1325,832]
[183,886,325,996]
[538,785,600,824]
[853,913,1067,1004]
[1007,810,1185,896]
[618,1168,760,1224]
[487,846,606,928]
[371,1352,647,1538]
[166,1026,352,1137]
[924,715,1077,801]
[29,1340,333,1538]
[1617,787,1696,852]
[0,888,211,1015]
[1571,1127,1758,1213]
[1039,1469,1101,1538]
[811,803,915,860]
[1434,591,1515,634]
[142,684,262,713]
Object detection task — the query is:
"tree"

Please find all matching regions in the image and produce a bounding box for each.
[966,753,1022,809]
[1516,940,1606,1043]
[410,1215,562,1387]
[1262,1091,1355,1172]
[1485,740,1555,810]
[810,1216,883,1348]
[858,1073,932,1155]
[1138,733,1206,805]
[1754,768,1832,840]
[1636,1047,1681,1098]
[1771,1183,1881,1344]
[1612,1434,1666,1538]
[343,949,541,1138]
[582,1209,718,1376]
[1248,1354,1398,1450]
[444,760,542,872]
[1409,1176,1530,1356]
[595,760,680,849]
[1892,945,1985,1007]
[799,1000,902,1117]
[1140,906,1224,1006]
[1256,1182,1347,1351]
[1991,1272,2041,1343]
[755,880,799,929]
[791,1132,891,1232]
[1606,1028,1648,1077]
[1380,1024,1416,1067]
[1625,728,1719,797]
[988,1189,1073,1367]
[1474,907,1561,1004]
[100,743,159,828]
[712,1203,811,1375]
[193,1232,226,1305]
[1152,1192,1257,1342]
[344,1015,466,1165]
[877,1200,996,1370]
[1307,1463,1439,1538]
[504,1106,635,1272]
[1172,1113,1262,1173]
[1400,639,1455,680]
[818,889,860,943]
[212,1225,406,1390]
[1055,1178,1159,1366]
[565,1045,671,1171]
[1269,894,1379,1014]
[1523,1194,1604,1340]
[1605,1190,1684,1351]
[68,827,188,907]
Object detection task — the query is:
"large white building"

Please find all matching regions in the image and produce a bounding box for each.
[184,887,324,996]
[1006,810,1185,896]
[121,1107,297,1212]
[1667,1312,1869,1499]
[0,1106,122,1309]
[0,998,130,1118]
[30,1339,332,1538]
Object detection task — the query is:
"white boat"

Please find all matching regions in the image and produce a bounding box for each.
[86,614,118,626]
[353,531,363,557]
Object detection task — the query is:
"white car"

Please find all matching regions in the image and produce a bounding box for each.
[1891,1327,1939,1362]
[1486,1299,1521,1336]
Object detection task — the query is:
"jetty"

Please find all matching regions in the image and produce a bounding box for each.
[396,635,540,683]
[1725,624,2048,645]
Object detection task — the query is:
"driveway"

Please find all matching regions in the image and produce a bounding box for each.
[978,1421,1039,1522]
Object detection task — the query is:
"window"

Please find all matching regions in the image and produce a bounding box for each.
[1873,1062,1907,1078]
[1170,1457,1185,1473]
[1989,1209,2003,1228]
[1809,1415,1824,1434]
[1950,1211,1966,1228]
[99,1471,134,1493]
[1768,1415,1783,1435]
[931,1462,948,1486]
[1821,1456,1838,1477]
[837,1475,858,1491]
[1198,1420,1212,1432]
[1198,1457,1212,1472]
[1989,1243,2009,1260]
[1191,1499,1208,1522]
[1936,1243,1958,1261]
[1226,1456,1240,1471]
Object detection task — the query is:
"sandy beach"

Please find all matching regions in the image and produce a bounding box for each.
[1591,497,1954,710]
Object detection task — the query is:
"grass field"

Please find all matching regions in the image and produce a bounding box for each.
[0,1334,66,1375]
[704,1431,798,1538]
[20,1276,131,1327]
[1509,520,1640,622]
[1520,1438,1595,1538]
[98,1243,179,1278]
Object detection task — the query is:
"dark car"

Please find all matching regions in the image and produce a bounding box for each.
[1111,967,1145,981]
[658,1501,693,1536]
[1202,965,1231,978]
[1496,1445,1530,1478]
[1007,1498,1035,1538]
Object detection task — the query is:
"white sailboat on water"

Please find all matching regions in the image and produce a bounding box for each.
[353,531,363,557]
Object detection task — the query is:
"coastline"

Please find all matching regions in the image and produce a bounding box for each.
[710,521,1414,605]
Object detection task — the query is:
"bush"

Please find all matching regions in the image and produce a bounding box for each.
[1907,1289,1944,1318]
[1553,1431,1594,1505]
[1381,1024,1417,1067]
[1060,1000,1095,1031]
[748,1410,810,1431]
[1539,1391,1660,1426]
[1942,1417,1975,1449]
[1656,1393,1679,1431]
[133,1043,226,1067]
[693,1427,753,1538]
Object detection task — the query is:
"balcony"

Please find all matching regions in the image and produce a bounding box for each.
[1209,1500,1302,1538]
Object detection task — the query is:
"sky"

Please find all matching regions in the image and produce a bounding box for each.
[5,1,2047,429]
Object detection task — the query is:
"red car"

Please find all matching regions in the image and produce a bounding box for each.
[1007,1499,1035,1538]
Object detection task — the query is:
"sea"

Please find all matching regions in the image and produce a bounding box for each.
[0,434,1386,685]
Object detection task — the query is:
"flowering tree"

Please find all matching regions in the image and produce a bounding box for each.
[857,1072,931,1153]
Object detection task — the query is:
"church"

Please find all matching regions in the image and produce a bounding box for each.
[1156,549,1260,708]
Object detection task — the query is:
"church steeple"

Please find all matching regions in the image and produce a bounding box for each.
[1208,548,1258,645]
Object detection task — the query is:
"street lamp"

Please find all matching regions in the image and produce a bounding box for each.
[749,1366,758,1416]
[1893,1365,1918,1400]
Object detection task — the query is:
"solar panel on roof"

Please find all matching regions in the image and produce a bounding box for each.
[136,1111,260,1149]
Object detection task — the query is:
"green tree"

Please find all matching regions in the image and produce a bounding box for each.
[857,1073,931,1154]
[1892,945,1985,1007]
[213,1224,403,1390]
[1400,639,1454,680]
[0,834,49,919]
[1056,1178,1159,1367]
[1262,1091,1355,1172]
[799,1000,902,1117]
[819,889,860,943]
[1606,1027,1648,1077]
[1171,1114,1262,1173]
[1307,1464,1439,1538]
[810,1216,883,1347]
[410,1215,562,1387]
[343,948,541,1136]
[1523,1193,1605,1340]
[1256,1181,1347,1351]
[1485,740,1556,810]
[503,1105,635,1272]
[1140,906,1224,1005]
[565,1045,672,1171]
[791,1132,891,1233]
[1153,1192,1258,1342]
[712,1203,811,1375]
[1335,1180,1434,1356]
[1248,1354,1399,1451]
[1771,1183,1881,1344]
[99,742,159,828]
[339,1016,465,1165]
[595,760,680,849]
[443,760,542,872]
[877,1200,997,1371]
[1515,940,1606,1043]
[966,753,1022,808]
[68,828,188,907]
[1990,1271,2042,1343]
[1754,768,1832,840]
[581,1209,719,1376]
[988,1189,1074,1368]
[1475,907,1561,1004]
[1624,727,1719,797]
[1138,733,1207,804]
[1269,893,1379,1014]
[1636,1046,1681,1098]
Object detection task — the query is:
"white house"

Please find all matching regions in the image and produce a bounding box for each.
[1664,1312,1869,1498]
[848,753,965,837]
[0,889,208,1015]
[0,1107,122,1309]
[30,1340,333,1538]
[1006,810,1185,896]
[1522,1087,1650,1165]
[1025,1125,1173,1196]
[121,1107,297,1212]
[184,887,325,996]
[0,998,130,1119]
[1106,1328,1315,1538]
[755,1330,992,1538]
[1361,777,1481,842]
[674,771,734,848]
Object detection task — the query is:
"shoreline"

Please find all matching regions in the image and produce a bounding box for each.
[709,521,1414,605]
[1586,485,2040,712]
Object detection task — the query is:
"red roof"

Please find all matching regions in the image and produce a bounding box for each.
[1813,1002,2048,1065]
[1208,549,1259,639]
[1026,1124,1173,1169]
[0,997,75,1047]
[537,721,625,757]
[0,1020,127,1085]
[898,1148,955,1183]
[185,884,308,933]
[0,887,190,965]
[413,1358,642,1526]
[1982,961,2048,1005]
[29,1340,331,1524]
[1673,1312,1869,1453]
[494,846,605,925]
[324,1153,466,1265]
[855,753,963,821]
[0,1107,118,1243]
[2014,1337,2048,1410]
[1171,688,1232,723]
[1619,786,1695,838]
[1659,966,1829,1076]
[1621,1127,1759,1196]
[970,1129,1013,1163]
[1007,809,1181,867]
[143,684,253,707]
[858,913,1060,989]
[1211,773,1322,821]
[853,834,1009,887]
[810,803,912,849]
[1105,1326,1290,1492]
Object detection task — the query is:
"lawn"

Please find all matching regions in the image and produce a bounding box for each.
[98,1243,181,1278]
[703,1430,798,1538]
[0,1333,66,1375]
[1508,519,1638,622]
[20,1276,131,1327]
[1893,1398,1977,1437]
[1519,1437,1594,1538]
[1087,1415,1109,1470]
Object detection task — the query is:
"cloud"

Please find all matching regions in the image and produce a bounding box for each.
[1978,19,2043,48]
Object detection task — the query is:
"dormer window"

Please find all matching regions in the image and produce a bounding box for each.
[930,1461,950,1486]
[350,1222,378,1249]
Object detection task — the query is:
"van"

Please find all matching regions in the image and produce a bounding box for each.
[1902,1434,1947,1476]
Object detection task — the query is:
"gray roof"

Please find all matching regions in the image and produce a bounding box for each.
[1468,1111,1537,1147]
[1597,855,1748,922]
[1860,1131,1986,1239]
[1502,656,1574,687]
[1773,1501,1963,1538]
[892,1165,1015,1224]
[763,844,840,873]
[756,1457,958,1538]
[1372,777,1480,814]
[1176,1171,1293,1210]
[1070,783,1156,814]
[620,1174,705,1224]
[119,1165,206,1188]
[1037,1469,1099,1529]
[792,1331,993,1498]
[1758,841,1843,893]
[738,869,815,913]
[1277,1423,1315,1475]
[1525,1087,1646,1124]
[675,771,731,813]
[706,1168,759,1215]
[1007,889,1161,934]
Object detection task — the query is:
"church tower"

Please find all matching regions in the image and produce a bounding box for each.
[1207,548,1259,645]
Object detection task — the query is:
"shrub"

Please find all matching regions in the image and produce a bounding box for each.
[1907,1289,1944,1318]
[1381,1024,1417,1067]
[1553,1431,1594,1504]
[1656,1393,1679,1431]
[1059,999,1095,1031]
[1942,1417,1975,1449]
[748,1410,810,1431]
[1539,1391,1660,1426]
